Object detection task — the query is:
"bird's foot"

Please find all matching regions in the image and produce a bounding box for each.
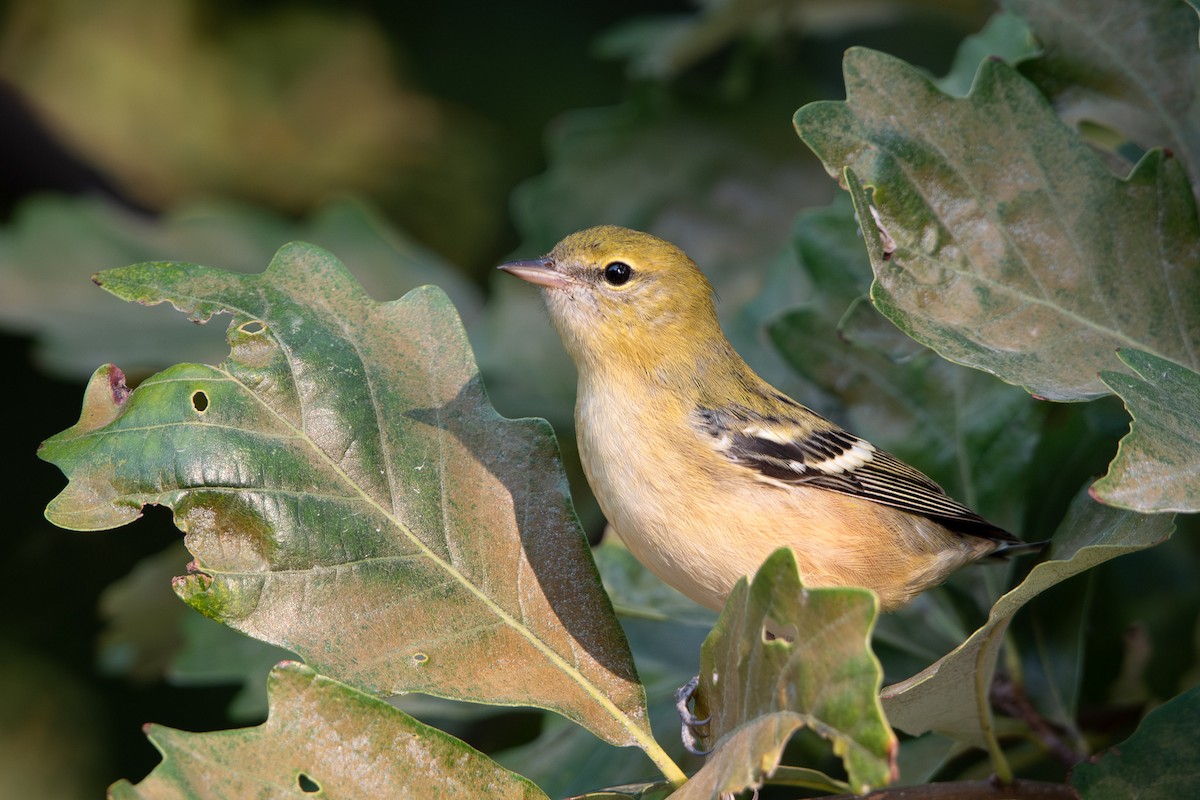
[675,675,711,756]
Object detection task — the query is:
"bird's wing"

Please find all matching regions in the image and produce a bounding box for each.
[694,406,1020,544]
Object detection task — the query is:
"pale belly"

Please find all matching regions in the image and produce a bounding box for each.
[575,393,988,611]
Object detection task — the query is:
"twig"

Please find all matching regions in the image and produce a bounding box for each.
[820,777,1080,800]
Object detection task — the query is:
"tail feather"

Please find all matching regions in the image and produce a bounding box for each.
[981,539,1049,563]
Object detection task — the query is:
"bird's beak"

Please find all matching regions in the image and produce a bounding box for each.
[497,258,574,289]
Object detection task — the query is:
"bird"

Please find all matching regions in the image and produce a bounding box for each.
[499,225,1042,615]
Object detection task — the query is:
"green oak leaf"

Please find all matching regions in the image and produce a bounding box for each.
[794,48,1200,402]
[171,613,298,721]
[881,489,1174,748]
[1009,0,1200,188]
[1092,349,1200,512]
[936,11,1038,97]
[97,542,191,684]
[1070,683,1200,799]
[675,548,897,798]
[38,244,665,762]
[108,662,548,800]
[594,0,808,81]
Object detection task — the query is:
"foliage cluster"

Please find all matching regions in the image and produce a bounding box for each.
[9,0,1200,798]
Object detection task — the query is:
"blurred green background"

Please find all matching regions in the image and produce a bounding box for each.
[8,1,1190,797]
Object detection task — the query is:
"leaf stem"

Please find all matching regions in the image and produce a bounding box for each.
[990,673,1088,769]
[609,603,673,622]
[976,636,1013,784]
[982,719,1013,786]
[641,740,688,788]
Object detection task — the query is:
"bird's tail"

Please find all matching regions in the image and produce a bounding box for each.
[982,539,1049,563]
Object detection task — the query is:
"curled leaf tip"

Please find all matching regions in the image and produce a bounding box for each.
[106,365,131,405]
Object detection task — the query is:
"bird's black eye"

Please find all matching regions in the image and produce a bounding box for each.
[603,261,632,286]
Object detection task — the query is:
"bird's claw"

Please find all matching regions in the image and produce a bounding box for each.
[674,676,709,726]
[675,675,711,756]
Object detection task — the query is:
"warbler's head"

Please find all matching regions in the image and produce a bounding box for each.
[499,226,722,371]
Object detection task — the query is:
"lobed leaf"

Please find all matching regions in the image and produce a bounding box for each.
[38,243,655,754]
[675,549,896,798]
[794,48,1200,402]
[108,662,548,800]
[1008,0,1200,189]
[881,489,1174,747]
[1092,348,1200,513]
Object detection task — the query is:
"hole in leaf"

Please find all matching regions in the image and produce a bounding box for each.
[762,621,796,644]
[239,320,266,334]
[412,652,429,666]
[191,390,209,413]
[297,773,320,793]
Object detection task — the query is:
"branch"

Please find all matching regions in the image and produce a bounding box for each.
[820,778,1080,800]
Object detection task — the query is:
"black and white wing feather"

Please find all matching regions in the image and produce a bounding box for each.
[695,405,1025,546]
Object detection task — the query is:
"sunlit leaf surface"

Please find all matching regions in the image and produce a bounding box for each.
[39,244,653,751]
